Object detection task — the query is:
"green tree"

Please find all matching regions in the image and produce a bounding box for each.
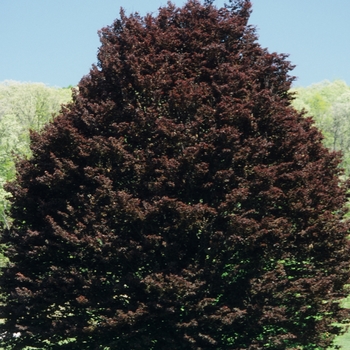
[292,80,350,173]
[1,1,350,349]
[0,81,72,131]
[0,81,72,226]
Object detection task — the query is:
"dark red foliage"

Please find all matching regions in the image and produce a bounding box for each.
[1,1,350,349]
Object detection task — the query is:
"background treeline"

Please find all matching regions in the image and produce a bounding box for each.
[292,80,350,174]
[0,81,72,229]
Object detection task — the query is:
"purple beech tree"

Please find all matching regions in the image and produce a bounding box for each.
[1,1,350,349]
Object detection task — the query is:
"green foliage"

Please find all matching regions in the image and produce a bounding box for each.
[292,80,350,174]
[0,81,72,226]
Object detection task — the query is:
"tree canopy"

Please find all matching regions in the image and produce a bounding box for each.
[0,81,72,228]
[1,1,350,349]
[292,80,350,174]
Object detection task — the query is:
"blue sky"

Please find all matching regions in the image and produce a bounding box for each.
[1,0,349,88]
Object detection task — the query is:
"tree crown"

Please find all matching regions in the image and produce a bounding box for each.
[1,1,350,349]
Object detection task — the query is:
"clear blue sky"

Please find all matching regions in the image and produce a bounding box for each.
[1,0,349,88]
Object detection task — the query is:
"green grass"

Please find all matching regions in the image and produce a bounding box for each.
[333,331,350,349]
[329,294,350,349]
